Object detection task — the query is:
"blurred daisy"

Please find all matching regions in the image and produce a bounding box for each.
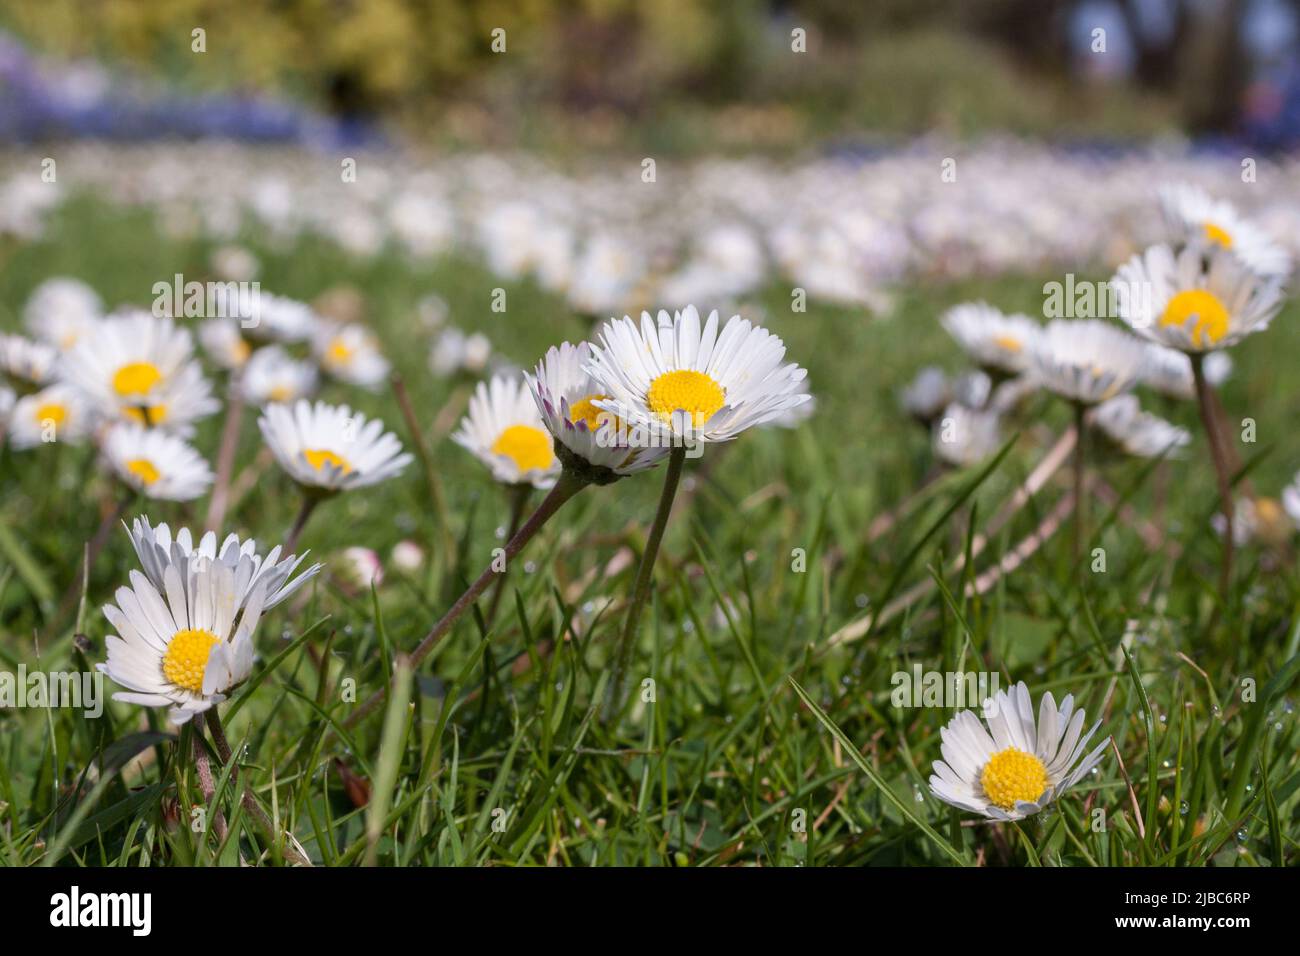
[125,515,322,611]
[337,546,384,590]
[529,342,667,482]
[586,306,810,445]
[1140,344,1232,400]
[430,327,492,377]
[928,681,1109,821]
[198,318,252,371]
[241,345,318,406]
[455,374,560,489]
[23,277,102,350]
[1112,243,1284,352]
[932,402,1002,467]
[6,384,91,449]
[103,424,214,501]
[1029,320,1148,405]
[940,303,1041,376]
[1283,476,1300,530]
[116,361,220,434]
[258,399,412,493]
[0,333,59,393]
[1212,496,1293,548]
[98,563,266,724]
[899,366,952,424]
[1089,395,1190,459]
[240,292,319,345]
[1159,184,1291,279]
[313,322,389,389]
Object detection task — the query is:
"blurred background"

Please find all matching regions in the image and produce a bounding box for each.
[2,0,1299,154]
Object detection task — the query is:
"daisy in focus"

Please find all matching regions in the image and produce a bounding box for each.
[529,341,668,483]
[928,681,1109,821]
[6,384,91,449]
[940,303,1042,377]
[102,423,214,501]
[454,374,561,489]
[258,399,413,493]
[1158,183,1291,279]
[1028,320,1148,405]
[126,515,322,611]
[585,305,810,446]
[98,562,267,725]
[241,345,319,406]
[1111,243,1285,353]
[313,322,389,389]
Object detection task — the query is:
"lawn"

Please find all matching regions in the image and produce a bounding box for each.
[1,195,1298,867]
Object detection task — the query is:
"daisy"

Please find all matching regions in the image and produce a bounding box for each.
[1139,344,1232,400]
[313,322,389,389]
[940,303,1042,376]
[6,384,91,449]
[899,366,952,425]
[241,345,318,406]
[528,342,667,483]
[102,424,214,501]
[1211,496,1293,548]
[1111,243,1284,353]
[430,327,492,377]
[198,318,252,371]
[1028,320,1148,405]
[1089,395,1190,459]
[258,399,412,493]
[23,277,102,350]
[125,515,322,611]
[1283,476,1300,530]
[98,562,266,725]
[928,681,1109,821]
[239,292,319,345]
[932,402,1002,468]
[454,374,561,489]
[585,306,810,446]
[1158,183,1291,279]
[0,333,59,393]
[114,360,220,434]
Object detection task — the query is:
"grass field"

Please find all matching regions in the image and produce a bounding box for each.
[1,195,1299,867]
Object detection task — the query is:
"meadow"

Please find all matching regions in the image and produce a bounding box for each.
[2,192,1299,868]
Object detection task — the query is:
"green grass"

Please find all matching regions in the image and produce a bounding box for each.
[0,196,1298,867]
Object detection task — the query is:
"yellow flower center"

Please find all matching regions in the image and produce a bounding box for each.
[111,361,163,397]
[125,458,161,485]
[491,424,555,473]
[124,404,168,427]
[162,627,221,693]
[34,402,67,427]
[993,335,1022,353]
[232,338,251,364]
[327,338,353,365]
[302,448,352,474]
[569,393,615,431]
[980,747,1048,810]
[268,384,292,403]
[1203,221,1233,248]
[646,370,726,427]
[1160,289,1230,348]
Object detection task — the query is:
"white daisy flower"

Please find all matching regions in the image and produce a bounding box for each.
[1112,243,1285,352]
[1089,394,1190,458]
[430,327,492,377]
[258,399,413,493]
[240,292,319,345]
[241,345,318,406]
[585,306,810,446]
[6,384,91,449]
[198,318,252,371]
[102,423,214,501]
[1028,320,1148,405]
[1282,477,1300,530]
[1210,496,1292,548]
[23,277,102,350]
[97,562,267,724]
[0,333,59,393]
[928,681,1109,821]
[1159,183,1291,279]
[313,322,389,389]
[1139,344,1233,400]
[940,303,1042,375]
[528,342,667,482]
[454,374,561,489]
[899,366,952,423]
[61,310,212,428]
[932,402,1002,467]
[126,515,322,611]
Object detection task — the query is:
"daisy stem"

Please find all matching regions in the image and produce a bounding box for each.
[342,470,588,731]
[1072,402,1088,565]
[1191,354,1234,600]
[485,483,532,629]
[204,372,246,533]
[283,494,321,554]
[604,444,687,723]
[190,729,229,843]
